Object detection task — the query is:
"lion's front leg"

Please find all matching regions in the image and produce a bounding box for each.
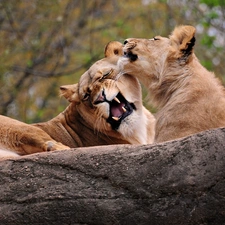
[19,129,70,155]
[0,115,69,157]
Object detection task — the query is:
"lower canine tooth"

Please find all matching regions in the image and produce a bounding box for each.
[122,106,126,112]
[112,116,120,121]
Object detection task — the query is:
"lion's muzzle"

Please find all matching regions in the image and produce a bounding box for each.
[94,89,136,130]
[123,40,138,62]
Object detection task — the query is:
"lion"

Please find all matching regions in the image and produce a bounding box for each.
[119,25,225,142]
[0,41,155,159]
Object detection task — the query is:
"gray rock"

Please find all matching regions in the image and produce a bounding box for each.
[0,128,225,225]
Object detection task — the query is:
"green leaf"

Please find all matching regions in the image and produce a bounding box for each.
[200,35,215,48]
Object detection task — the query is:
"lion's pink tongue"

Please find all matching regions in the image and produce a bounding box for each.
[111,102,125,117]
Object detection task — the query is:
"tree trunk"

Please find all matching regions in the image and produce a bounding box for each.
[1,128,225,225]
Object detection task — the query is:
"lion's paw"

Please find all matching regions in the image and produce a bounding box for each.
[46,141,69,152]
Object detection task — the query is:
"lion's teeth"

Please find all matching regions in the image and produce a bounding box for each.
[114,97,120,104]
[112,116,120,121]
[122,106,126,112]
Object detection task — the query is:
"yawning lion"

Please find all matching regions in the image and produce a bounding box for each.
[0,41,155,159]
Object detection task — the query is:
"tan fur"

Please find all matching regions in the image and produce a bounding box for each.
[0,41,155,159]
[119,25,225,142]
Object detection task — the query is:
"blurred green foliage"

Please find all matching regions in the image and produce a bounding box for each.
[200,0,225,7]
[0,0,224,122]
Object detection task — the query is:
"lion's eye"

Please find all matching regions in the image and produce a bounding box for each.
[83,87,91,100]
[103,69,113,78]
[150,37,160,41]
[83,93,90,101]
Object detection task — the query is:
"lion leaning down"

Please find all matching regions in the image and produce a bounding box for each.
[120,25,225,142]
[0,41,155,160]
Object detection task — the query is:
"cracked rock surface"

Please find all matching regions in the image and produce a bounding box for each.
[0,128,225,225]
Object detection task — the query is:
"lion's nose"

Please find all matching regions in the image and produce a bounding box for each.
[94,89,106,104]
[124,40,128,45]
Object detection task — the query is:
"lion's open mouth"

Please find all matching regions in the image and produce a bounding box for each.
[107,92,136,130]
[94,90,136,130]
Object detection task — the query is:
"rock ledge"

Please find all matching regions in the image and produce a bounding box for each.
[1,128,225,225]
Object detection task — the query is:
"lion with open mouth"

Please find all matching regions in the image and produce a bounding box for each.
[0,41,155,159]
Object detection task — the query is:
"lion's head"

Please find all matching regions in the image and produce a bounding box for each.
[118,25,196,107]
[60,41,155,144]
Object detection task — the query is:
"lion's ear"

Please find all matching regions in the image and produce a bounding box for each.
[60,84,79,102]
[170,25,196,60]
[104,41,123,57]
